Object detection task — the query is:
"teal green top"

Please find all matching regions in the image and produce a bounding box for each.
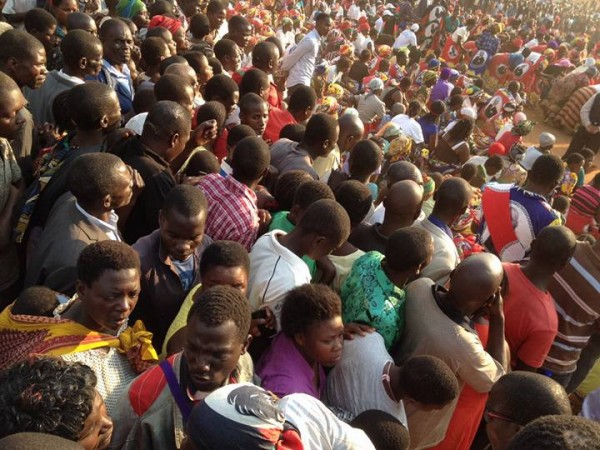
[269,211,317,278]
[340,251,406,350]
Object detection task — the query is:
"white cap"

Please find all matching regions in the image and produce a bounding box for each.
[460,107,477,120]
[410,23,419,32]
[368,77,384,91]
[383,10,393,16]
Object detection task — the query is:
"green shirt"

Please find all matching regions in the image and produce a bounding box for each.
[340,251,406,350]
[269,211,317,278]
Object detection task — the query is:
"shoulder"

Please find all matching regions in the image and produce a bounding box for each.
[128,355,178,417]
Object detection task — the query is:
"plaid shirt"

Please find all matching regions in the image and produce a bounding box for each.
[197,173,258,250]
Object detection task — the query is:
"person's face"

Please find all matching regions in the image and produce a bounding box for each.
[184,317,249,392]
[108,164,134,209]
[0,88,26,138]
[318,124,339,158]
[208,8,226,30]
[52,0,78,26]
[485,394,522,450]
[133,9,150,29]
[198,55,213,84]
[83,44,104,77]
[34,25,58,52]
[295,316,344,367]
[232,24,252,49]
[569,161,584,173]
[316,17,332,37]
[201,265,248,294]
[76,268,141,334]
[162,31,178,56]
[182,84,196,115]
[174,28,190,53]
[159,209,206,262]
[222,90,240,116]
[102,24,133,65]
[102,92,123,133]
[13,48,47,89]
[78,391,113,450]
[224,47,241,72]
[241,102,269,136]
[181,0,202,17]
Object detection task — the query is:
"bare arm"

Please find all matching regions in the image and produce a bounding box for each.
[486,290,510,372]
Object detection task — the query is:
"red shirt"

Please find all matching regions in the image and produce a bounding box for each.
[263,107,295,144]
[502,262,558,369]
[232,66,282,109]
[496,131,521,151]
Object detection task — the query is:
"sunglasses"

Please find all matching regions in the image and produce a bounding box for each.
[484,408,520,426]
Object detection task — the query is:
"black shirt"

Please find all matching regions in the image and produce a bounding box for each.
[348,222,388,254]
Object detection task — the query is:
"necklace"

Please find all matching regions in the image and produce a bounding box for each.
[381,360,399,403]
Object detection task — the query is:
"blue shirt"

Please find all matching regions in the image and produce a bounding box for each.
[91,60,134,114]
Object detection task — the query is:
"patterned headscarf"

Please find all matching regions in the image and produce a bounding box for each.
[116,0,145,18]
[511,119,535,136]
[387,134,412,161]
[422,70,438,85]
[148,15,182,34]
[327,83,344,99]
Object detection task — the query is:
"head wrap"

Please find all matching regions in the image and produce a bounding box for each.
[511,119,535,136]
[410,23,419,32]
[116,0,145,19]
[488,142,506,156]
[148,15,182,34]
[387,134,412,160]
[422,70,438,84]
[327,83,344,99]
[317,96,340,118]
[377,45,392,58]
[460,107,477,120]
[539,132,556,147]
[382,123,400,140]
[281,17,293,27]
[440,67,451,80]
[358,22,370,32]
[186,383,303,450]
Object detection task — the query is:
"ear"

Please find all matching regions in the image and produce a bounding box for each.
[6,56,19,74]
[288,204,301,223]
[76,279,87,301]
[169,132,180,148]
[102,194,112,208]
[293,332,305,348]
[99,114,109,129]
[79,56,88,69]
[322,139,330,151]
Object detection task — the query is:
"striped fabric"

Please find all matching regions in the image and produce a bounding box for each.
[569,184,600,218]
[543,242,600,374]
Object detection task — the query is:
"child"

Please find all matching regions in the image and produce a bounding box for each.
[552,195,571,224]
[341,228,434,350]
[10,286,62,317]
[238,93,269,138]
[257,284,344,399]
[561,153,585,197]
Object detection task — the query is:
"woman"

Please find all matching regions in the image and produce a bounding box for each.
[429,118,474,173]
[0,241,158,415]
[0,357,113,450]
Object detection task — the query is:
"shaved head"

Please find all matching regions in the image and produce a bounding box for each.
[433,177,473,217]
[165,63,197,87]
[384,180,423,223]
[449,253,504,315]
[387,161,423,186]
[338,113,364,152]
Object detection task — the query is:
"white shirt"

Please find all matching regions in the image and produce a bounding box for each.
[390,114,424,144]
[520,146,543,171]
[248,231,311,327]
[280,394,376,450]
[327,333,408,426]
[276,28,296,50]
[75,202,121,242]
[375,17,384,33]
[281,29,322,88]
[393,30,417,49]
[347,3,361,20]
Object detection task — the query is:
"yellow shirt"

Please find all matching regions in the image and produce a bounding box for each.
[161,284,202,358]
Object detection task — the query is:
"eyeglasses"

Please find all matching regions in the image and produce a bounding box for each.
[484,408,520,425]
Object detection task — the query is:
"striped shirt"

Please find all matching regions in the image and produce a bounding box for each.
[197,173,258,251]
[569,184,600,218]
[543,242,600,374]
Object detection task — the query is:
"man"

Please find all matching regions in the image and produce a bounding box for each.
[393,23,419,49]
[0,72,26,301]
[224,16,252,67]
[350,180,423,253]
[94,19,134,115]
[542,237,600,390]
[270,113,339,179]
[485,372,571,450]
[0,29,46,171]
[390,100,424,144]
[393,253,509,449]
[281,13,332,97]
[111,285,254,449]
[480,154,564,262]
[414,177,472,284]
[197,136,270,250]
[214,38,241,75]
[206,0,227,43]
[66,11,98,35]
[113,100,191,244]
[502,225,576,371]
[132,185,212,350]
[286,85,317,125]
[25,153,133,295]
[26,30,103,125]
[563,91,600,157]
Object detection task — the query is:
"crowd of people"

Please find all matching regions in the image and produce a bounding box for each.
[0,0,600,448]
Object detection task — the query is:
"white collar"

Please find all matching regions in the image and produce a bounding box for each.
[75,201,121,240]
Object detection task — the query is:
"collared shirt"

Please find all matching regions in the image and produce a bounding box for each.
[96,59,134,114]
[197,173,259,251]
[281,29,321,88]
[75,202,121,242]
[428,214,453,239]
[132,228,212,349]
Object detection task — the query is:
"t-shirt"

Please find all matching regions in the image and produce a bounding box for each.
[270,139,319,179]
[248,231,312,327]
[170,255,195,291]
[256,332,326,399]
[520,146,543,171]
[280,394,375,450]
[326,333,408,426]
[268,212,317,277]
[263,107,296,144]
[502,262,558,369]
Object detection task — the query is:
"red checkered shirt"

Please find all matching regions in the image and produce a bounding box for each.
[197,173,259,250]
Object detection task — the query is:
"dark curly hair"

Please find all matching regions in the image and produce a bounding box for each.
[274,170,313,211]
[77,241,141,286]
[188,285,251,342]
[280,284,342,338]
[199,240,250,275]
[351,410,410,450]
[0,357,97,441]
[334,180,373,227]
[506,415,600,450]
[292,180,334,211]
[398,356,459,407]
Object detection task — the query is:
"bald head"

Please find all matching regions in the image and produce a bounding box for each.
[338,113,364,151]
[67,11,97,33]
[387,161,423,186]
[165,63,197,87]
[433,177,473,217]
[449,253,504,315]
[384,180,423,224]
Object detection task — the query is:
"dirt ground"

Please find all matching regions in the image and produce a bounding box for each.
[522,106,600,181]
